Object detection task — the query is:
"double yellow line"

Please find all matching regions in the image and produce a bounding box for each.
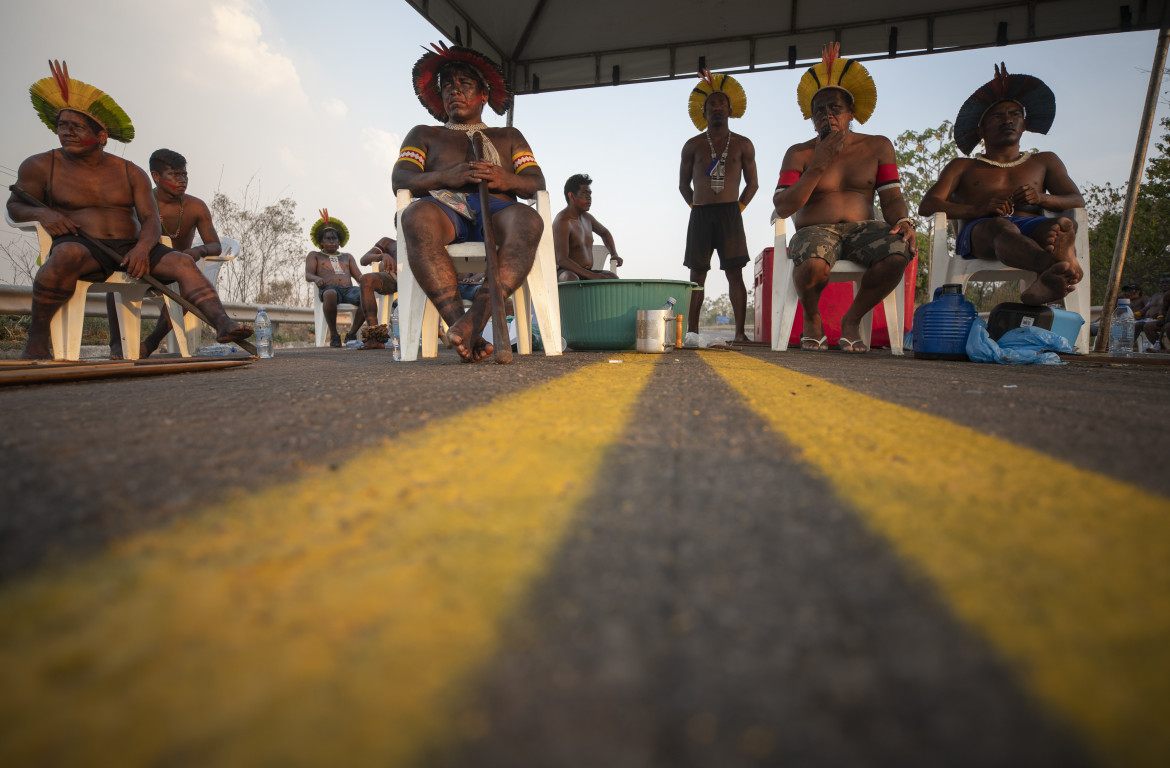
[1,351,1167,767]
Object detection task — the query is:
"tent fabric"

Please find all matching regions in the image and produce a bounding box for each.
[405,0,1167,95]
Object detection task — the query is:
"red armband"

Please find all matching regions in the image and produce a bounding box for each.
[776,170,801,189]
[876,163,901,192]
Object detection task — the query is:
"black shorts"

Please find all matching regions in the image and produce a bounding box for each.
[684,201,750,272]
[51,235,172,281]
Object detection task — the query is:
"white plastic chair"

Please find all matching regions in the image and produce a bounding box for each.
[591,243,619,275]
[313,290,358,346]
[395,189,562,360]
[6,212,153,360]
[770,216,905,354]
[928,209,1092,352]
[160,236,241,355]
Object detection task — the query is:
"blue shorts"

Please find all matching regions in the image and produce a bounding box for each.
[420,194,520,244]
[957,215,1048,258]
[320,285,361,305]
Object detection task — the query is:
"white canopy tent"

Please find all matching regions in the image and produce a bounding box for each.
[405,0,1170,351]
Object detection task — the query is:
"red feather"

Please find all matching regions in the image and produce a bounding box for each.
[821,42,840,82]
[50,59,70,104]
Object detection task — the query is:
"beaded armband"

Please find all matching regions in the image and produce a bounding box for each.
[512,151,539,173]
[397,147,426,170]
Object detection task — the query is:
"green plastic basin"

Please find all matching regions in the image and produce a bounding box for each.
[558,279,696,350]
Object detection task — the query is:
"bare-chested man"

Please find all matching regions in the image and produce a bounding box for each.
[108,148,223,358]
[8,61,250,360]
[773,45,915,353]
[304,211,366,347]
[919,64,1084,306]
[554,173,622,281]
[392,43,545,363]
[356,236,397,349]
[679,69,758,345]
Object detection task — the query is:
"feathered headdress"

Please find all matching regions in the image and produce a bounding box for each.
[310,208,350,248]
[29,60,134,143]
[954,63,1055,155]
[412,42,511,122]
[796,43,877,124]
[687,68,747,130]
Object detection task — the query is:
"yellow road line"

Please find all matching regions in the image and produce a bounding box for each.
[705,351,1170,768]
[0,354,658,767]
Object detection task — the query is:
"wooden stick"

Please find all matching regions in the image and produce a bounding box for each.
[469,136,513,364]
[9,185,257,356]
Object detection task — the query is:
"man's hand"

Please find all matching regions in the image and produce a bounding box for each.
[590,270,618,280]
[889,220,919,256]
[121,244,151,279]
[609,254,624,268]
[809,131,846,170]
[38,208,79,237]
[1012,183,1041,207]
[985,194,1015,217]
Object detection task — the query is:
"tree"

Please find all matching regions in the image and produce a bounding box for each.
[210,180,307,305]
[1082,115,1170,303]
[699,292,754,328]
[894,121,959,303]
[0,232,39,287]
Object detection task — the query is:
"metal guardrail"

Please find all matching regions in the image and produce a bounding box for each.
[0,284,315,324]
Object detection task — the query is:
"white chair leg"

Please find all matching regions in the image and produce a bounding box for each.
[50,279,92,361]
[313,291,328,347]
[773,261,798,352]
[512,283,532,355]
[116,290,144,360]
[420,301,440,358]
[165,297,190,357]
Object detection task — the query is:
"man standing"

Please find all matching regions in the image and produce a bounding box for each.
[109,148,223,358]
[356,236,397,349]
[773,44,915,353]
[919,64,1084,306]
[554,173,622,281]
[7,61,250,360]
[304,210,366,347]
[679,69,758,346]
[392,42,546,363]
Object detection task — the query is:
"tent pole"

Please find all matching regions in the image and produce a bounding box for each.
[1095,12,1170,352]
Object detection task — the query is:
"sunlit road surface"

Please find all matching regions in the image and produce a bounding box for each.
[1,347,1167,767]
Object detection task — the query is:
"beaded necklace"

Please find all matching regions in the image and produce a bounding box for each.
[705,130,731,193]
[973,150,1035,168]
[154,190,184,239]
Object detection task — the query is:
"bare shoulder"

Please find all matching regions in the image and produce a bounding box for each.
[185,194,212,216]
[121,157,151,182]
[731,131,756,149]
[1032,151,1067,167]
[682,133,707,153]
[404,123,443,146]
[17,150,54,175]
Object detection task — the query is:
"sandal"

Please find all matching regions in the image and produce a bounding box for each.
[837,337,868,353]
[800,335,828,351]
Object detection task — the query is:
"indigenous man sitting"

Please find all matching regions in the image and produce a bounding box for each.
[392,42,546,363]
[772,44,916,353]
[554,173,622,281]
[304,210,366,347]
[919,64,1085,306]
[108,148,224,358]
[7,60,251,360]
[356,236,397,350]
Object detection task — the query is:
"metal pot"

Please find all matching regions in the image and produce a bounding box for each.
[636,309,674,353]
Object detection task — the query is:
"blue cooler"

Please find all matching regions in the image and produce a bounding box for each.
[986,303,1085,346]
[913,284,978,360]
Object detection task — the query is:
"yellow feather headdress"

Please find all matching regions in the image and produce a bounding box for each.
[796,43,877,124]
[29,60,134,143]
[311,208,350,248]
[688,68,747,131]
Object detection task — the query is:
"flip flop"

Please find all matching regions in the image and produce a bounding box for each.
[800,335,828,351]
[837,337,868,353]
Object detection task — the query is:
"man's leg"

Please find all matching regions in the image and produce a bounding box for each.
[969,217,1078,306]
[687,269,707,335]
[151,252,251,344]
[106,293,125,359]
[793,257,831,349]
[401,201,463,346]
[445,204,542,362]
[322,289,341,345]
[358,275,386,349]
[726,267,749,342]
[840,254,908,352]
[22,242,104,360]
[346,296,367,343]
[140,314,173,357]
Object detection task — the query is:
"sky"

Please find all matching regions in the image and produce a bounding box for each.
[2,0,1168,297]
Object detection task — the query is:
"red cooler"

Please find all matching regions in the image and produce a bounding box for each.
[753,246,917,347]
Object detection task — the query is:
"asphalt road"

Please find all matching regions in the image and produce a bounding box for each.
[1,344,1167,767]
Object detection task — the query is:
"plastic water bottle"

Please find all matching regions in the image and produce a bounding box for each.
[1108,298,1135,358]
[255,308,274,358]
[390,305,401,361]
[659,297,677,313]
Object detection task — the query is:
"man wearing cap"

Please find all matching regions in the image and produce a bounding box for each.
[304,210,366,347]
[773,44,915,353]
[679,69,758,346]
[392,43,546,363]
[919,64,1085,306]
[7,61,251,360]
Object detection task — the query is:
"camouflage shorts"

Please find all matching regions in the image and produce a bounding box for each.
[787,220,910,268]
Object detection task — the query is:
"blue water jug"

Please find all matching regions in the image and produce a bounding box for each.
[912,284,978,360]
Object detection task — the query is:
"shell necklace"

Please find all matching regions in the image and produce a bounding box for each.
[973,150,1035,168]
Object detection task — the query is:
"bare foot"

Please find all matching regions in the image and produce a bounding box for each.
[1044,219,1083,282]
[217,324,254,344]
[20,343,52,361]
[733,333,751,343]
[1021,261,1075,305]
[445,315,494,363]
[358,340,385,350]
